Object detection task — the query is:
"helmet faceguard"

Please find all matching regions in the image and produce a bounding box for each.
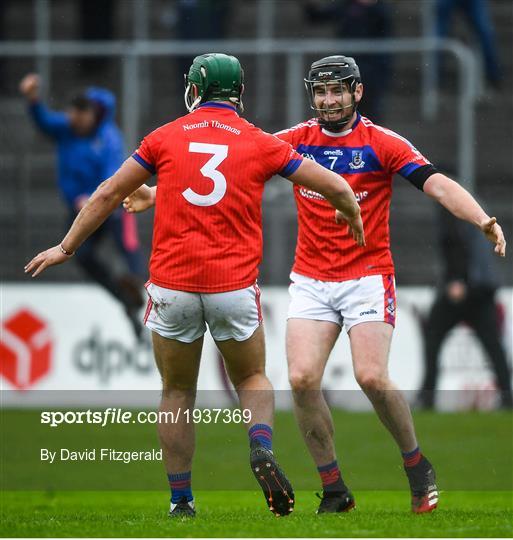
[304,55,361,131]
[184,53,244,112]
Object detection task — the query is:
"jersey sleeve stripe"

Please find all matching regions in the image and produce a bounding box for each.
[398,163,421,178]
[132,152,156,174]
[403,163,438,191]
[279,158,302,177]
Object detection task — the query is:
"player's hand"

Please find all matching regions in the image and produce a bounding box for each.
[19,73,41,101]
[24,245,71,278]
[480,217,506,257]
[123,184,155,213]
[335,209,366,247]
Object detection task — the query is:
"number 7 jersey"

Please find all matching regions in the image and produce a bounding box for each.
[133,102,303,293]
[276,114,433,281]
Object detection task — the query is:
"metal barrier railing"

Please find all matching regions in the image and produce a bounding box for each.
[0,37,478,188]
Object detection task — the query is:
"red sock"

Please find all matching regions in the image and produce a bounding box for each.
[317,460,346,492]
[402,447,422,467]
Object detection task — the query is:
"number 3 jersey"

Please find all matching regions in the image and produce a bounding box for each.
[133,102,303,293]
[276,114,433,282]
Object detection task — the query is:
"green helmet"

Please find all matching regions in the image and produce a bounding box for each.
[184,53,244,112]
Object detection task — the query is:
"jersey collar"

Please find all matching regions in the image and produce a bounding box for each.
[198,101,238,113]
[320,113,361,138]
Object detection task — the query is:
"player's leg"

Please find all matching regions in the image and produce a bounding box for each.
[287,318,355,513]
[216,325,273,429]
[286,273,354,513]
[350,321,417,449]
[205,285,293,516]
[287,320,339,468]
[203,284,273,428]
[344,274,437,513]
[287,319,342,465]
[144,283,207,517]
[341,274,416,451]
[152,332,202,517]
[349,322,438,513]
[216,328,294,516]
[287,275,341,468]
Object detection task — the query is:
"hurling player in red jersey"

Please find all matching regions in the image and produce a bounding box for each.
[25,53,365,518]
[274,56,506,515]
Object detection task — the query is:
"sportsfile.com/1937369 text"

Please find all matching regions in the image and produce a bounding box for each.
[40,408,252,427]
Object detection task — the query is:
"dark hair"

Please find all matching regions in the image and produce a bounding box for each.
[68,93,106,125]
[69,94,95,111]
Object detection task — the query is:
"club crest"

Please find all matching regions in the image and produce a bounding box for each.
[386,297,396,315]
[349,150,365,170]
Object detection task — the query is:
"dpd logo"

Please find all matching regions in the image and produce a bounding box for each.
[0,309,53,389]
[73,327,155,384]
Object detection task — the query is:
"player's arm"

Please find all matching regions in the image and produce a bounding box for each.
[288,158,365,246]
[423,172,506,257]
[123,184,157,213]
[25,159,152,277]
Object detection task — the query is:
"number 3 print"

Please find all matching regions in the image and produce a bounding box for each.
[182,142,228,206]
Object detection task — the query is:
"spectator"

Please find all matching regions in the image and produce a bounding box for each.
[418,206,512,409]
[435,0,502,89]
[19,73,146,339]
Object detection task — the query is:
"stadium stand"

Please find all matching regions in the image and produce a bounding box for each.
[0,0,511,285]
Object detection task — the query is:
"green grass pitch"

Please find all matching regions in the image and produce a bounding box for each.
[1,409,512,537]
[1,490,512,537]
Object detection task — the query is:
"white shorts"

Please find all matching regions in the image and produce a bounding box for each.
[287,272,396,332]
[144,282,263,343]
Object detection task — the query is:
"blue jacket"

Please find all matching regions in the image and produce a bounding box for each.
[28,88,124,208]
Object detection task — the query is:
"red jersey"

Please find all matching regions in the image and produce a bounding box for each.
[133,102,302,293]
[276,114,432,281]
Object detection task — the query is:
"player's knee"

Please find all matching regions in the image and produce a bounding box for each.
[355,370,387,393]
[289,369,321,392]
